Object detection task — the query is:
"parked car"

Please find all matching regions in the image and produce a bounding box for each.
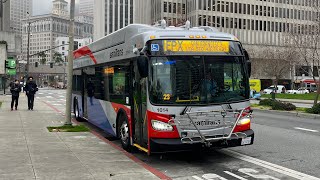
[287,88,310,94]
[262,85,286,94]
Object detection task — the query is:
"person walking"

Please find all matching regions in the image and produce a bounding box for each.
[86,79,94,105]
[25,77,38,110]
[10,79,21,111]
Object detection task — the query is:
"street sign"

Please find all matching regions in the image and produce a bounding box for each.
[7,59,16,68]
[6,69,16,75]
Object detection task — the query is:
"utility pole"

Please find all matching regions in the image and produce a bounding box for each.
[65,0,75,125]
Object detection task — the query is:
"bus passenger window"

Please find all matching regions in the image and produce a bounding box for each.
[104,64,130,105]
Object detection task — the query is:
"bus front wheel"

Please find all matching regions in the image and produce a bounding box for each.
[118,114,131,151]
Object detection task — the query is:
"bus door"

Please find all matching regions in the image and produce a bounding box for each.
[132,66,148,148]
[83,67,96,118]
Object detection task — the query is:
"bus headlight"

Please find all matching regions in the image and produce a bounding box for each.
[151,120,174,131]
[237,118,251,125]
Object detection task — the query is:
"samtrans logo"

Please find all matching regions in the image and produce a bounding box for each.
[195,119,221,126]
[110,49,123,58]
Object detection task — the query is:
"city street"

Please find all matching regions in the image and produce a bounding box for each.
[36,89,320,180]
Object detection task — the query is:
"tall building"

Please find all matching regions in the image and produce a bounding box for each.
[93,0,151,40]
[0,0,11,32]
[151,0,186,26]
[79,0,94,17]
[9,0,32,34]
[21,14,93,64]
[52,0,69,18]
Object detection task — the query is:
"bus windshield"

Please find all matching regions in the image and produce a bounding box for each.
[149,56,249,105]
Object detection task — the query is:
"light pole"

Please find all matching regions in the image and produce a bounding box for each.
[26,12,31,79]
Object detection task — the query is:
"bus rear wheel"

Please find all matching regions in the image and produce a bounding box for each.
[118,114,131,151]
[74,99,82,121]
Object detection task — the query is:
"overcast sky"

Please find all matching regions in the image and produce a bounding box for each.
[32,0,79,16]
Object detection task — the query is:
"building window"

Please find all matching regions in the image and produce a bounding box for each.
[164,2,167,12]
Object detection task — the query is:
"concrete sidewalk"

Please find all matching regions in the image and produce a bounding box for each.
[0,95,160,180]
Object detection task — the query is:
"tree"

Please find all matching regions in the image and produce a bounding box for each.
[285,3,320,105]
[38,51,46,65]
[53,51,64,65]
[262,47,297,99]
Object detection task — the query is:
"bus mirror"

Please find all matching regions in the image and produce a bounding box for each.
[137,56,149,78]
[244,49,251,77]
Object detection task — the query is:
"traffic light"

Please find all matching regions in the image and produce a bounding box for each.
[5,60,9,68]
[35,62,38,67]
[50,62,53,68]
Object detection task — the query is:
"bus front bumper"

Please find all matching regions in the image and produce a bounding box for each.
[150,129,254,153]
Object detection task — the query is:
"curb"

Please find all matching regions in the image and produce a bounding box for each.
[252,107,320,119]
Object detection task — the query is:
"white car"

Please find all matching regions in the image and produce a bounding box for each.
[287,88,310,94]
[262,85,286,94]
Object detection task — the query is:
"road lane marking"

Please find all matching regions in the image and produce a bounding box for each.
[294,127,319,133]
[224,171,248,180]
[220,149,320,180]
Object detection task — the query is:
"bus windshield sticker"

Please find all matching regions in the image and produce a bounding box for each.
[163,94,171,101]
[163,40,230,53]
[151,44,160,52]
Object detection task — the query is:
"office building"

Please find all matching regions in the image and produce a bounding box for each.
[55,36,92,57]
[79,0,94,16]
[9,0,32,34]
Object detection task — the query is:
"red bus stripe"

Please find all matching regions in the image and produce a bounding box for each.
[73,46,97,64]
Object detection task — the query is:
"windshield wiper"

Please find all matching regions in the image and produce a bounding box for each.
[180,79,203,115]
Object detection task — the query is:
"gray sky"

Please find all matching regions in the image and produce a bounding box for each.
[32,0,79,16]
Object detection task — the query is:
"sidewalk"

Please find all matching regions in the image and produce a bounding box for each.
[0,95,161,180]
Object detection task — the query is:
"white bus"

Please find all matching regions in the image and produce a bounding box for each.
[72,21,254,154]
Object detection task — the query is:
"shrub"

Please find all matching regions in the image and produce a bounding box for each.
[271,101,296,111]
[305,103,320,114]
[259,99,277,106]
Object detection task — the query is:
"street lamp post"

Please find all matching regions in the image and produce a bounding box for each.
[26,12,31,79]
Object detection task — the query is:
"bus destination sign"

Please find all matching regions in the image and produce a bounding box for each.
[163,40,230,53]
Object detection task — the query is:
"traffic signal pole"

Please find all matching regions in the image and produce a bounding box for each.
[65,0,75,125]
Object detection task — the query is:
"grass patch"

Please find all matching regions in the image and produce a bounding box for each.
[261,93,320,100]
[250,103,271,110]
[47,124,90,132]
[0,101,2,107]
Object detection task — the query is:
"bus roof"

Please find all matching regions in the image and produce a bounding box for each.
[73,21,239,69]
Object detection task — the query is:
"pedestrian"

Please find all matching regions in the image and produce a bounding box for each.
[86,79,94,105]
[25,77,38,110]
[10,79,21,111]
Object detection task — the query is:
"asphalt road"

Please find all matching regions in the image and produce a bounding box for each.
[37,89,320,180]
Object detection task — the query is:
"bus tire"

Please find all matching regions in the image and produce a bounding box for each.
[73,98,82,121]
[118,113,131,151]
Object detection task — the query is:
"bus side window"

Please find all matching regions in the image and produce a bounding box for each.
[106,64,131,105]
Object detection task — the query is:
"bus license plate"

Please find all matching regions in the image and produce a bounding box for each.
[241,137,252,145]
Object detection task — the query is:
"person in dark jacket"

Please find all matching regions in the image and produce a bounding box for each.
[10,79,22,111]
[86,79,94,105]
[25,77,38,110]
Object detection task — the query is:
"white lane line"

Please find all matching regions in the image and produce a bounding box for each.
[294,127,319,133]
[220,149,320,180]
[224,171,248,180]
[46,96,53,98]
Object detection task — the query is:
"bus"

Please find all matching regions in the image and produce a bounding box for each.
[72,21,254,154]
